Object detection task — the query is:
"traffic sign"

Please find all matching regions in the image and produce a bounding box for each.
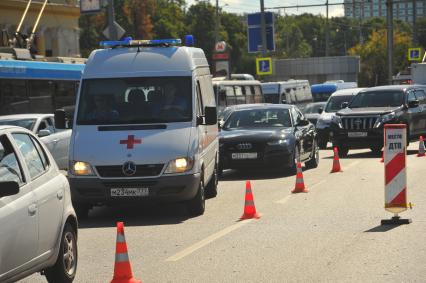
[103,21,126,40]
[408,48,422,61]
[256,57,272,75]
[247,12,275,53]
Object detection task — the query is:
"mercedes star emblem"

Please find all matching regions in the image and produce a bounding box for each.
[122,161,137,176]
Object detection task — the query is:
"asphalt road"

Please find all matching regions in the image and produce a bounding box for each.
[22,143,426,283]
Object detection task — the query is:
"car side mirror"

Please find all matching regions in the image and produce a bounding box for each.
[341,102,349,109]
[204,106,217,126]
[317,107,323,114]
[38,129,52,137]
[297,119,310,126]
[0,181,19,198]
[408,100,420,108]
[54,109,66,129]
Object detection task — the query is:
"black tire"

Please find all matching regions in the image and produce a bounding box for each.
[369,145,382,156]
[336,145,349,158]
[318,138,328,149]
[306,140,320,169]
[205,163,218,199]
[288,145,300,175]
[45,223,77,283]
[73,203,90,220]
[187,176,205,216]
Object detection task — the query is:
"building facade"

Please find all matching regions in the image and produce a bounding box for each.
[344,0,426,23]
[0,0,81,57]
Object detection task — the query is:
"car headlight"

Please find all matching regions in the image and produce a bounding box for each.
[331,115,343,128]
[374,112,396,128]
[165,157,194,174]
[71,161,94,176]
[267,139,290,146]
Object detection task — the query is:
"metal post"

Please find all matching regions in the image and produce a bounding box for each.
[325,0,329,57]
[215,0,219,44]
[413,0,417,46]
[27,0,48,51]
[387,0,394,85]
[108,0,117,40]
[260,0,267,56]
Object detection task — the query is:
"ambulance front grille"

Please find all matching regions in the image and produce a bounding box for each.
[96,164,164,178]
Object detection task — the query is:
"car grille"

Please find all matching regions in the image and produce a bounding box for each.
[96,164,164,178]
[342,117,380,130]
[226,142,264,152]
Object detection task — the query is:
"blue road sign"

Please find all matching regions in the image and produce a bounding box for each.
[256,57,272,75]
[247,12,275,53]
[408,48,422,61]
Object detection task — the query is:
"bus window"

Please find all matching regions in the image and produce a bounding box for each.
[245,86,254,103]
[235,86,245,104]
[253,86,263,103]
[0,79,29,114]
[55,81,76,109]
[28,80,55,113]
[225,86,236,105]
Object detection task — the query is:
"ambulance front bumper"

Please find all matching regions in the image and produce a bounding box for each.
[69,173,201,205]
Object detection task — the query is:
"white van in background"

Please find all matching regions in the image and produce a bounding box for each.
[56,37,219,217]
[261,80,312,110]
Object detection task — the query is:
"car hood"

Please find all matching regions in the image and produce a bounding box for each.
[71,123,192,165]
[337,107,398,116]
[220,128,294,143]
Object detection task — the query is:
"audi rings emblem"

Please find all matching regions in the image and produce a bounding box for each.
[237,142,253,150]
[122,161,137,176]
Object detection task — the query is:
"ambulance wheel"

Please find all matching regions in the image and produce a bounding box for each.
[187,176,205,216]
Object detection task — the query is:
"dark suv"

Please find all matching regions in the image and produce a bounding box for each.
[330,85,426,157]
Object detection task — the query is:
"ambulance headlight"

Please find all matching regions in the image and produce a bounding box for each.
[71,161,94,176]
[165,157,194,174]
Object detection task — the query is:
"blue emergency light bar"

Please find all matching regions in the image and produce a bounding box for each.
[100,38,182,48]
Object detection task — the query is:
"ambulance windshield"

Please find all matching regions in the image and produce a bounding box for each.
[76,77,192,125]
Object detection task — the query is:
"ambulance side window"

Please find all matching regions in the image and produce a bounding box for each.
[196,80,203,116]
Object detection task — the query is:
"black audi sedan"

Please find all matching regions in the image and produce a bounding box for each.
[219,104,319,175]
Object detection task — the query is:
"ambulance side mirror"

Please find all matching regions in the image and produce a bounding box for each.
[54,109,66,129]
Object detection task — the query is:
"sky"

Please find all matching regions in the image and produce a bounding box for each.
[186,0,345,17]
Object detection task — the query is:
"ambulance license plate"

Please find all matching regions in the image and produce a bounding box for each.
[111,188,149,197]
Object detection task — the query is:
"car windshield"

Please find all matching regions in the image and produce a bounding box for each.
[224,108,292,129]
[303,103,325,114]
[0,119,36,130]
[325,95,353,112]
[349,91,404,108]
[76,77,192,125]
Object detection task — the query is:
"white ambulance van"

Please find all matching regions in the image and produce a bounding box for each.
[55,37,218,217]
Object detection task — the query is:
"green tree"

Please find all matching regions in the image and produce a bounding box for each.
[152,0,186,39]
[349,29,412,86]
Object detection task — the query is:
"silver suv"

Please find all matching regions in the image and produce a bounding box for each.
[0,126,78,283]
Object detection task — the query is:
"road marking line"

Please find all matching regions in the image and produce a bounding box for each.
[166,219,254,262]
[275,179,326,204]
[345,160,361,170]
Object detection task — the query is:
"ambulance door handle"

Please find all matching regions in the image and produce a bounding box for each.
[28,204,37,216]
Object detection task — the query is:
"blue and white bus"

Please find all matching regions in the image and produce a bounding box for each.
[0,59,85,115]
[311,80,357,102]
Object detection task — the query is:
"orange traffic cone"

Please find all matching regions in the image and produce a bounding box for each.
[240,180,261,220]
[380,151,384,163]
[330,147,343,173]
[111,222,141,283]
[418,136,425,157]
[292,162,308,193]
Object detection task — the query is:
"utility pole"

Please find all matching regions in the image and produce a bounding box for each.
[413,0,417,46]
[260,0,267,56]
[215,0,219,44]
[325,0,329,57]
[107,0,117,40]
[386,0,394,85]
[359,0,364,45]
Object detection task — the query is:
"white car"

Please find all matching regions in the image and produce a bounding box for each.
[0,114,71,170]
[0,126,78,283]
